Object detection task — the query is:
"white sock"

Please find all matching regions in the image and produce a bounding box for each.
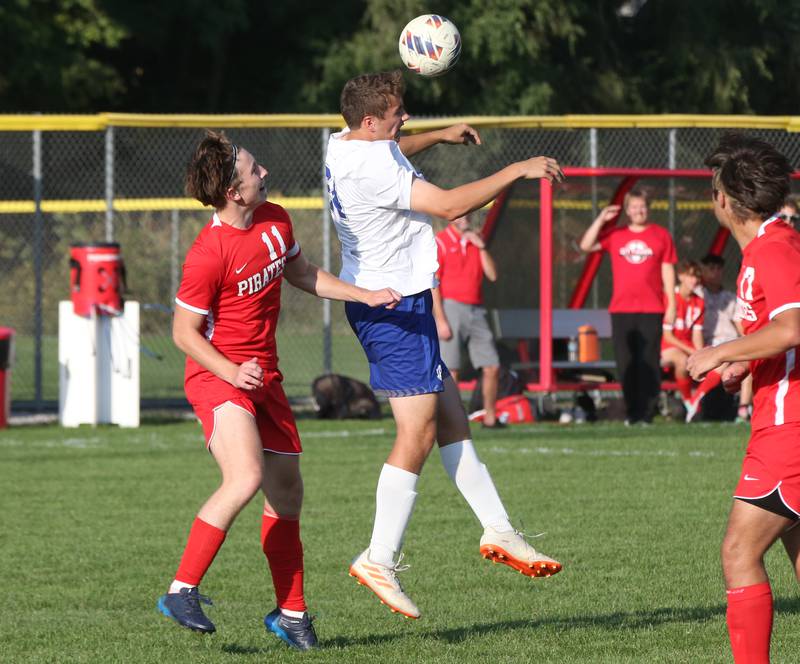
[439,440,513,532]
[368,464,419,567]
[168,580,195,594]
[280,608,305,618]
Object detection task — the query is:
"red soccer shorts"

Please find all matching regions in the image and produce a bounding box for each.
[185,370,302,455]
[734,422,800,517]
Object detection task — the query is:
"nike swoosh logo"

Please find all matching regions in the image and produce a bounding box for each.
[743,474,759,481]
[235,263,248,274]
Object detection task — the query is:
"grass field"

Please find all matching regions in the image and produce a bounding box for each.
[3,418,800,663]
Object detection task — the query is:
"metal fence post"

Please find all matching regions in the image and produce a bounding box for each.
[105,125,114,242]
[321,128,332,375]
[32,129,43,409]
[170,209,180,299]
[589,128,599,308]
[668,128,677,236]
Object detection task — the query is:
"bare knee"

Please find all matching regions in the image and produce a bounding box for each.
[721,531,762,586]
[262,458,304,517]
[273,474,304,515]
[483,365,500,379]
[221,468,263,507]
[437,381,470,443]
[397,421,437,455]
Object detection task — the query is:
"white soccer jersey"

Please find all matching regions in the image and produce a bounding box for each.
[324,128,438,295]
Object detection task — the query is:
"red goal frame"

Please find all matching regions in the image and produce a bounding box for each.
[479,168,720,393]
[466,167,800,394]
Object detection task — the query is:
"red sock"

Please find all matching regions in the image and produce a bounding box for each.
[726,582,773,664]
[175,517,227,586]
[262,513,306,612]
[676,376,693,401]
[692,371,722,406]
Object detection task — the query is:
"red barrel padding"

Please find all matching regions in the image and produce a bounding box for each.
[69,243,126,317]
[0,327,14,429]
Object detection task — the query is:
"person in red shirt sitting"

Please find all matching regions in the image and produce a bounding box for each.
[660,260,705,409]
[579,189,677,424]
[432,214,504,428]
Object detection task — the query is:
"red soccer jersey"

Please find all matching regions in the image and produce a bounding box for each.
[600,224,677,313]
[175,202,301,382]
[736,216,800,431]
[435,226,484,305]
[662,288,704,349]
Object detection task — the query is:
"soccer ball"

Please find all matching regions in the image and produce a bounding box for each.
[398,14,461,77]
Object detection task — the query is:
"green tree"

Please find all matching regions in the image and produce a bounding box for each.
[304,0,585,115]
[306,0,800,115]
[0,0,127,111]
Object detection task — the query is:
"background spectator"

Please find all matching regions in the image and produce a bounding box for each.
[661,260,704,408]
[778,195,799,229]
[579,190,677,424]
[433,214,505,428]
[699,253,752,421]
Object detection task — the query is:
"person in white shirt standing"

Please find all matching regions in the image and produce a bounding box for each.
[324,70,564,619]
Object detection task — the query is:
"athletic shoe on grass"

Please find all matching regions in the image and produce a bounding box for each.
[480,526,562,578]
[349,549,420,619]
[264,609,318,651]
[157,587,216,633]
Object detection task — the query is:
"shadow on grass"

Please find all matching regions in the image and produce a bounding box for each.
[221,644,267,655]
[322,598,800,649]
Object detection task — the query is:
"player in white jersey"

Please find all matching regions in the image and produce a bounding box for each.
[688,133,799,663]
[324,70,564,619]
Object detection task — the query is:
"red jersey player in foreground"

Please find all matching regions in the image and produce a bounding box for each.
[157,131,400,650]
[687,133,800,664]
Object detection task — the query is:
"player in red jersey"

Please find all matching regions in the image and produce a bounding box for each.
[157,131,400,650]
[687,133,799,664]
[661,259,705,406]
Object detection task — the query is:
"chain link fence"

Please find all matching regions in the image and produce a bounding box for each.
[2,117,799,410]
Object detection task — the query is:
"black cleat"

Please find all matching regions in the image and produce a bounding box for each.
[264,608,318,651]
[157,587,216,633]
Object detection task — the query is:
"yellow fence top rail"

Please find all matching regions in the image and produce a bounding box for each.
[2,113,800,132]
[0,196,714,215]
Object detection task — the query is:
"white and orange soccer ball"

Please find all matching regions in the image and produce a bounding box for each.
[398,14,461,77]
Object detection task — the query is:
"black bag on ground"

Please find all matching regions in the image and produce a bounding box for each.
[699,384,738,421]
[467,367,524,413]
[312,374,381,420]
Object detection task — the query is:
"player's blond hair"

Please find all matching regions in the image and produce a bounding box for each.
[185,130,240,209]
[340,70,406,129]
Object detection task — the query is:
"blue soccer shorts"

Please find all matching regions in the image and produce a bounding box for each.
[345,290,449,398]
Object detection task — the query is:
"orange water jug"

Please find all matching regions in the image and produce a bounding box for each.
[578,325,599,363]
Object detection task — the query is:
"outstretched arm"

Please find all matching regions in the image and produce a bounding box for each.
[410,156,564,221]
[398,123,480,157]
[284,252,402,308]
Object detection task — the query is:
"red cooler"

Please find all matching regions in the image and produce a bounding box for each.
[0,327,14,429]
[69,243,126,317]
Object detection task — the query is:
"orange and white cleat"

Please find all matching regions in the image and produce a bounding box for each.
[348,550,420,619]
[479,526,562,578]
